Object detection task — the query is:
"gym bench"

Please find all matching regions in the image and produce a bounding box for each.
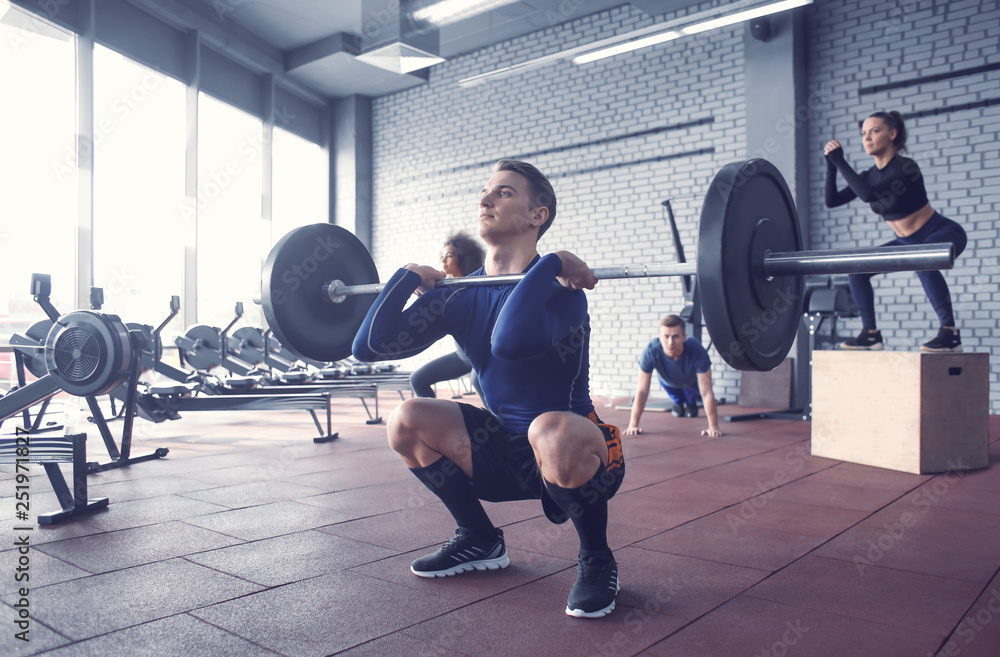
[0,432,109,525]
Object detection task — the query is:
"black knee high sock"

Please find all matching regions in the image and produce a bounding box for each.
[411,457,495,537]
[543,464,611,558]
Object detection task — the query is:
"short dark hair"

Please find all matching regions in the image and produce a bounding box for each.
[660,314,685,330]
[493,159,557,240]
[867,111,908,153]
[445,231,485,276]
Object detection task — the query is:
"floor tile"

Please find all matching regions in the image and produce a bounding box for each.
[541,545,771,622]
[177,479,329,509]
[504,514,659,558]
[0,548,89,595]
[190,570,456,657]
[34,520,243,573]
[746,554,983,636]
[333,631,478,657]
[635,476,769,509]
[288,464,415,491]
[185,529,396,586]
[63,494,229,532]
[16,521,107,547]
[181,499,355,540]
[87,475,219,502]
[40,613,284,657]
[637,595,945,657]
[316,505,460,551]
[813,506,1000,583]
[934,570,1000,657]
[0,558,261,641]
[636,516,829,571]
[764,476,905,511]
[403,578,688,657]
[803,461,932,491]
[719,498,870,538]
[295,479,442,517]
[350,545,575,604]
[0,602,72,657]
[681,448,835,489]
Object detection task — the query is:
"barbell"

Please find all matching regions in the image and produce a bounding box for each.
[259,159,954,372]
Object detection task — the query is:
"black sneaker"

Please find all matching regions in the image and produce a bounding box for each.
[921,328,962,353]
[410,528,509,578]
[671,403,685,418]
[839,330,884,350]
[685,404,699,418]
[566,552,620,618]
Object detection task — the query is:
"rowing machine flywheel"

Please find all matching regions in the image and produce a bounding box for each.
[44,311,134,397]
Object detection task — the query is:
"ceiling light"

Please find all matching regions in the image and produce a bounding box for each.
[413,0,520,27]
[458,0,812,86]
[573,30,681,65]
[681,0,813,35]
[356,42,446,74]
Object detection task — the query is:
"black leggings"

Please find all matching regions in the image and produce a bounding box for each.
[409,348,482,399]
[850,212,967,330]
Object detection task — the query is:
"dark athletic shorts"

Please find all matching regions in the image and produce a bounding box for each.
[457,403,625,524]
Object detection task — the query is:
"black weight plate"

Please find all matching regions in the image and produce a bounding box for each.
[228,326,266,365]
[177,324,222,371]
[697,159,804,372]
[261,224,379,363]
[45,311,133,397]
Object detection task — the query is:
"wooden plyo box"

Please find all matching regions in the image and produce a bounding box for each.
[811,351,989,474]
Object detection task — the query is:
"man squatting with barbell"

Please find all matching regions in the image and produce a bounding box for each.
[353,159,625,618]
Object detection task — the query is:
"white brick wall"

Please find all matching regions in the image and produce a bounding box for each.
[807,0,1000,412]
[370,2,747,406]
[369,0,1000,413]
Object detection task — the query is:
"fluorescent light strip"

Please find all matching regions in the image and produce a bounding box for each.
[458,0,811,86]
[573,31,681,64]
[413,0,520,27]
[681,0,813,35]
[573,0,812,65]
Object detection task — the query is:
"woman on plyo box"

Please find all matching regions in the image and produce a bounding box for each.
[824,110,967,352]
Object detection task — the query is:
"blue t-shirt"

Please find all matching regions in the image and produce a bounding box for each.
[638,337,711,389]
[353,253,595,433]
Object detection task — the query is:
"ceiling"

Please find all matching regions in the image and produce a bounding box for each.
[137,0,702,100]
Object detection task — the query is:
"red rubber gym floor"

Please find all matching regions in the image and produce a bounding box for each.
[2,391,999,657]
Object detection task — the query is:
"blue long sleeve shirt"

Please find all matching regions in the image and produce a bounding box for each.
[353,253,595,433]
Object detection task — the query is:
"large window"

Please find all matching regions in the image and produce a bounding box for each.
[0,2,331,384]
[93,44,186,326]
[0,4,77,337]
[272,126,329,245]
[196,92,264,329]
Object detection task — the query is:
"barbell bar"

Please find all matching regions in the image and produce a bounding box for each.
[259,159,955,371]
[320,243,950,302]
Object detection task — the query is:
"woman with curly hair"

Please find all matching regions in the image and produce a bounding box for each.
[409,232,486,398]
